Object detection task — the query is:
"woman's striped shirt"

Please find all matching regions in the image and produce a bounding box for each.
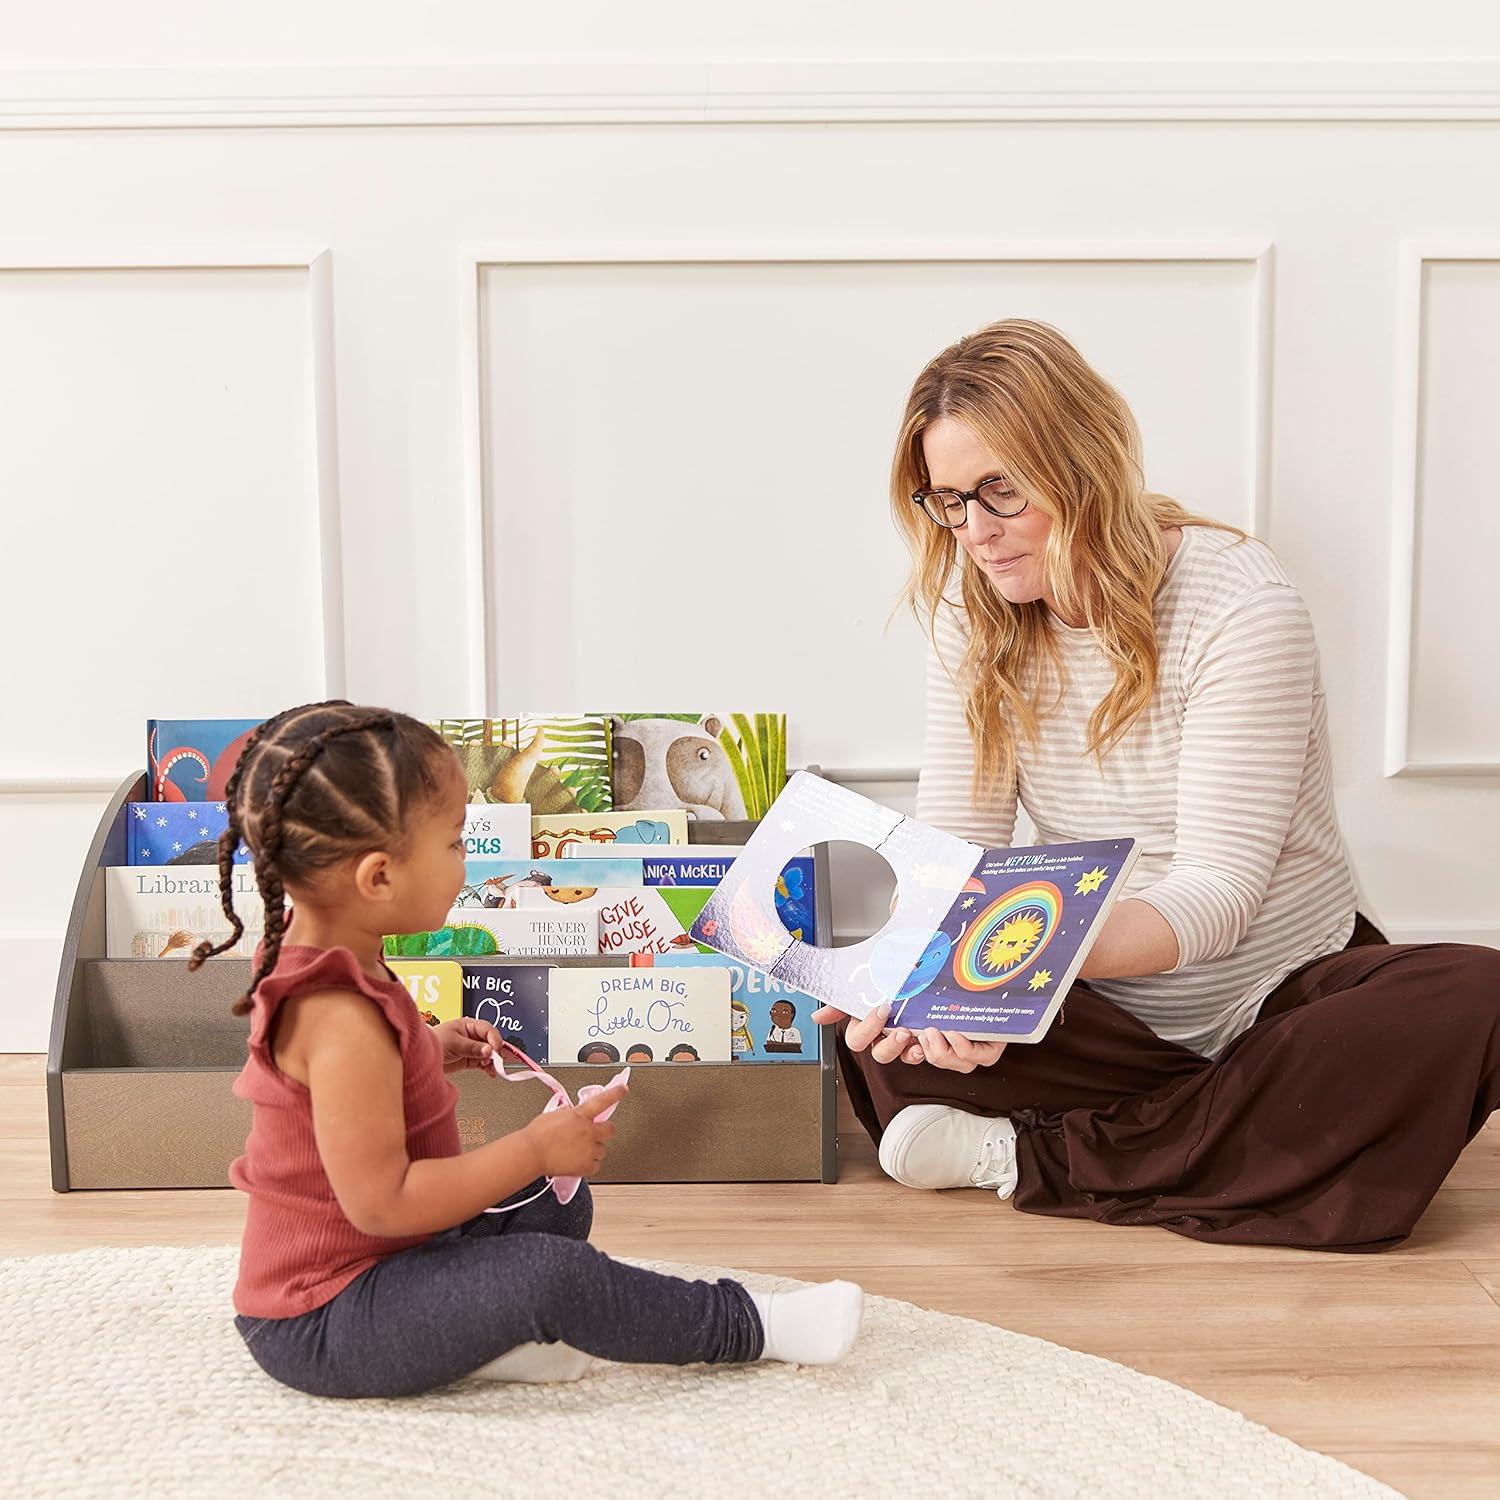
[916,523,1358,1057]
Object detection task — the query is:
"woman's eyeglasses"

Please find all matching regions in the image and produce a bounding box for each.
[911,480,1027,529]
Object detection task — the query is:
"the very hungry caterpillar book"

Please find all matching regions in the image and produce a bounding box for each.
[689,772,1138,1043]
[383,907,597,959]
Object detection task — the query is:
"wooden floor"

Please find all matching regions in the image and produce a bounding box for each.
[5,1054,1498,1497]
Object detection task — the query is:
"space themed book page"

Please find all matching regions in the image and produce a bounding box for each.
[887,838,1139,1041]
[688,772,1139,1042]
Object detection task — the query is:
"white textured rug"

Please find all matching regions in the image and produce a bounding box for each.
[3,1246,1397,1499]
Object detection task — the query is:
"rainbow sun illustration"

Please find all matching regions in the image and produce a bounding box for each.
[1027,968,1053,992]
[1074,866,1109,896]
[982,911,1044,971]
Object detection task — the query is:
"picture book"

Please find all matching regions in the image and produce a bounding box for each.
[575,846,818,946]
[432,717,612,812]
[514,886,695,957]
[529,810,689,859]
[147,718,263,802]
[462,803,532,859]
[383,907,597,960]
[547,966,732,1065]
[386,960,464,1025]
[106,865,264,959]
[460,963,550,1058]
[457,858,644,906]
[690,772,1139,1043]
[656,952,819,1063]
[126,802,249,866]
[605,713,786,821]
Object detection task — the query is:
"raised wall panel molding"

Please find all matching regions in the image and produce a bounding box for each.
[1386,239,1500,778]
[460,237,1274,710]
[0,248,345,793]
[4,59,1500,128]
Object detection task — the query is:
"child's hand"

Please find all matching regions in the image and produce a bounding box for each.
[523,1084,627,1179]
[436,1017,505,1073]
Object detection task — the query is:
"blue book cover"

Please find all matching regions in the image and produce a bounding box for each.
[126,802,250,865]
[886,839,1138,1039]
[656,952,819,1063]
[460,963,550,1059]
[147,719,263,802]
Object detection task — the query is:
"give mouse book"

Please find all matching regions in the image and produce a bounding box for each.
[689,771,1138,1043]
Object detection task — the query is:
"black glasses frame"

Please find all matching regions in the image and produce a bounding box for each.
[910,480,1028,529]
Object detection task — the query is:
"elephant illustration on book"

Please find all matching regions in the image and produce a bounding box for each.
[611,716,748,821]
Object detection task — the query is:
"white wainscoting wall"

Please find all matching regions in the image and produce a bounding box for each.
[3,10,1499,1048]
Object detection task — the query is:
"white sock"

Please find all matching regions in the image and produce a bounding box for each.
[749,1281,863,1366]
[473,1341,597,1384]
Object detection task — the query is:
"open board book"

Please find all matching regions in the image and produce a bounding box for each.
[690,772,1139,1043]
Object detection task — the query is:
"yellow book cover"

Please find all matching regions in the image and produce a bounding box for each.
[386,960,464,1027]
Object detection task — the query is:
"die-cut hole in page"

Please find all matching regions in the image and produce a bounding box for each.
[780,840,897,950]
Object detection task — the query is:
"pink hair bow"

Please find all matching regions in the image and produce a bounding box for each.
[485,1040,629,1209]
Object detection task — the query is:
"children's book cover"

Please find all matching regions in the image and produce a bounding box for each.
[547,966,732,1065]
[106,865,265,958]
[577,847,817,946]
[126,802,250,865]
[383,907,598,959]
[605,713,786,821]
[690,772,1138,1043]
[147,718,263,803]
[885,840,1138,1039]
[385,960,464,1026]
[432,717,612,812]
[462,804,532,859]
[458,858,643,907]
[656,952,819,1063]
[460,963,550,1059]
[529,810,688,859]
[514,886,695,958]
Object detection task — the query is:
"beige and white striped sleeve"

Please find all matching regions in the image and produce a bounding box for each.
[914,604,1017,848]
[1129,583,1319,969]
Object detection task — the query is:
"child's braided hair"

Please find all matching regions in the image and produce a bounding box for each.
[187,700,455,1015]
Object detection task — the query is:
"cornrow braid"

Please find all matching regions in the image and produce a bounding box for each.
[186,700,453,1017]
[246,711,398,1006]
[187,705,306,1005]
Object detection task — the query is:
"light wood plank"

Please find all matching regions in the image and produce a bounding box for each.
[1464,1259,1500,1308]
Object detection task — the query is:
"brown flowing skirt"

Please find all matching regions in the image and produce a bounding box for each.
[836,916,1500,1251]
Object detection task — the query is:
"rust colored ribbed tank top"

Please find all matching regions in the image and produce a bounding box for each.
[229,945,460,1318]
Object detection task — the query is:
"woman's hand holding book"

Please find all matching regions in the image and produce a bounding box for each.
[811,1003,1007,1074]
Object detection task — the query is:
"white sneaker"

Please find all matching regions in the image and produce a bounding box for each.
[878,1105,1017,1197]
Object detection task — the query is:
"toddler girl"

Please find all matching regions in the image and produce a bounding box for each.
[192,701,861,1397]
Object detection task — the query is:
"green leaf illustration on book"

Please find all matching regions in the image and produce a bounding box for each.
[607,713,787,821]
[383,924,499,958]
[430,716,612,813]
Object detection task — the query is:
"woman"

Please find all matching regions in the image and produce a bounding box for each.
[816,320,1500,1252]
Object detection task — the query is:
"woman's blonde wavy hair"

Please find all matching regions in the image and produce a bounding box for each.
[892,319,1239,804]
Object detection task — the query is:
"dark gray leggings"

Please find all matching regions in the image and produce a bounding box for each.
[235,1182,763,1397]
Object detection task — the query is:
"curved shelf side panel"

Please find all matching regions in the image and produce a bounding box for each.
[46,771,145,1191]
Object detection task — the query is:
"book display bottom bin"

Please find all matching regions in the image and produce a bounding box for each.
[47,773,838,1191]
